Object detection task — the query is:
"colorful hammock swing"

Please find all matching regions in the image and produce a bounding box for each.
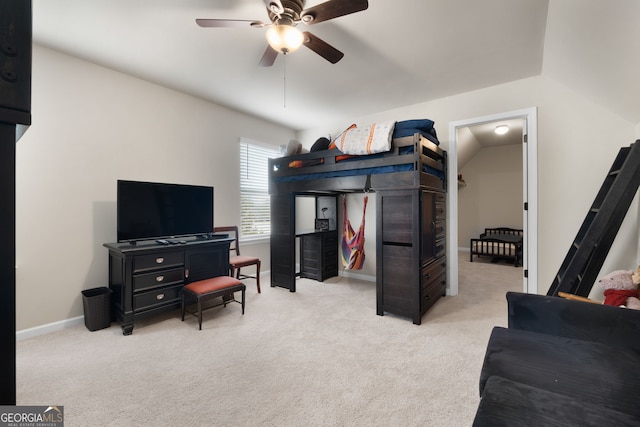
[341,195,368,270]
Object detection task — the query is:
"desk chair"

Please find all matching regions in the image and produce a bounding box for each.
[214,225,261,293]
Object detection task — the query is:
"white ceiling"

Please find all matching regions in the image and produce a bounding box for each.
[31,0,640,131]
[468,119,524,148]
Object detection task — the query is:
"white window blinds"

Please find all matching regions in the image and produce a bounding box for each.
[239,139,280,239]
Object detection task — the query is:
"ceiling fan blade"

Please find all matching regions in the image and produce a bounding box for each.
[302,32,344,64]
[263,0,285,15]
[301,0,368,25]
[196,19,266,28]
[259,45,279,67]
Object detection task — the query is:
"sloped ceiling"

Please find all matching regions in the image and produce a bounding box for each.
[32,0,548,130]
[457,119,524,170]
[31,0,639,131]
[542,0,640,125]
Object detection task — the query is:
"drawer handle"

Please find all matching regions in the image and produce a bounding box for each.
[156,257,165,264]
[424,273,431,280]
[156,275,165,282]
[156,293,165,300]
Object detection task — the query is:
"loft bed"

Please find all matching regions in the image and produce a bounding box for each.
[269,131,446,195]
[268,119,448,325]
[470,227,523,267]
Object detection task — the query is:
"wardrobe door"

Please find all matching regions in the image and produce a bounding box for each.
[377,190,421,324]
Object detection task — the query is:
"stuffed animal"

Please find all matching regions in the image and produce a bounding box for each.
[632,266,640,287]
[598,270,640,309]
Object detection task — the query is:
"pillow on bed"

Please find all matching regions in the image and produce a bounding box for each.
[393,119,439,142]
[394,119,435,131]
[311,137,331,152]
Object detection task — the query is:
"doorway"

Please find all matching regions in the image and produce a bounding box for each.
[447,108,538,296]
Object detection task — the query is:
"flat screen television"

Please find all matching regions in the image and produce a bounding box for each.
[117,180,214,243]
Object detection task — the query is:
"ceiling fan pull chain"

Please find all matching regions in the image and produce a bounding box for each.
[283,54,287,108]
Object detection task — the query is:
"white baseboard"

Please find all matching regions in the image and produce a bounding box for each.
[16,270,371,341]
[339,270,376,282]
[17,316,84,341]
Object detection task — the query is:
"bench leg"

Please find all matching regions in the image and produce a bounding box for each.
[242,287,246,314]
[197,297,203,330]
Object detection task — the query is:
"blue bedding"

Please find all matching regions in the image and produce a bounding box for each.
[392,119,439,144]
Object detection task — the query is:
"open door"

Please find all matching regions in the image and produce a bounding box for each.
[448,107,538,296]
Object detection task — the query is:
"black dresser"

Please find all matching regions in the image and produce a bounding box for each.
[104,237,232,335]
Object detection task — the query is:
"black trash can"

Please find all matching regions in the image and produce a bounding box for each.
[81,287,112,331]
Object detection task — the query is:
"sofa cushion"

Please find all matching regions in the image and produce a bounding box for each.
[480,326,640,417]
[506,291,640,354]
[474,376,640,427]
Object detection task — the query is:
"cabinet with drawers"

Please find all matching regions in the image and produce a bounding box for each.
[376,188,447,324]
[299,230,338,282]
[104,237,232,335]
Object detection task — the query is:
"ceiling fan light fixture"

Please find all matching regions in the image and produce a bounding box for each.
[494,125,509,135]
[266,24,304,54]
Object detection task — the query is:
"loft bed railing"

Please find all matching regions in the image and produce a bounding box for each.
[268,133,446,195]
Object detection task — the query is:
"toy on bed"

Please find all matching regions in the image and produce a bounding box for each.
[632,265,640,286]
[598,269,640,309]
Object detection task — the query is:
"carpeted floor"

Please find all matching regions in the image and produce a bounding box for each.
[17,252,522,426]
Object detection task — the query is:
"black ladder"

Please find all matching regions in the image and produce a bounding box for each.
[547,141,640,297]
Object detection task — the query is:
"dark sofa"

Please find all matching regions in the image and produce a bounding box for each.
[473,292,640,426]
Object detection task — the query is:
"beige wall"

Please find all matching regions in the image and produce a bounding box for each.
[18,45,640,331]
[297,75,638,296]
[458,144,523,248]
[16,45,295,331]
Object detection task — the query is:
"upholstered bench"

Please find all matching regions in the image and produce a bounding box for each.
[181,276,245,330]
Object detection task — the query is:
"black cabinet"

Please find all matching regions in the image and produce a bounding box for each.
[104,238,232,335]
[377,189,446,324]
[299,231,338,281]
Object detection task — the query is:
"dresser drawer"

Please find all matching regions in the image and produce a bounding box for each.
[301,234,321,251]
[435,202,446,220]
[133,251,184,273]
[434,221,446,241]
[134,284,183,312]
[435,239,446,259]
[421,258,446,289]
[133,267,184,292]
[422,273,446,313]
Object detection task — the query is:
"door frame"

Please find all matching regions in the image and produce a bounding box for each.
[447,107,538,296]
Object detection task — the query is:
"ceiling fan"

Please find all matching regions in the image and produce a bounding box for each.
[196,0,369,67]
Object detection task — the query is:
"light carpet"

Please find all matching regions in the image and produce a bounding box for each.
[17,253,522,426]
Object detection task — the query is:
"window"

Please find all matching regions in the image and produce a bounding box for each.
[239,138,280,240]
